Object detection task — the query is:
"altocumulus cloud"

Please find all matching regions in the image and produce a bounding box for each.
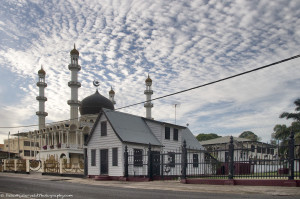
[0,0,299,142]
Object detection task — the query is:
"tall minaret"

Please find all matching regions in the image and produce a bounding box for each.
[67,44,81,124]
[36,66,48,129]
[109,87,116,105]
[144,74,153,119]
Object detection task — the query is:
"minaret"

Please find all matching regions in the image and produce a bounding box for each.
[67,44,81,124]
[144,74,153,119]
[109,87,116,105]
[36,66,48,129]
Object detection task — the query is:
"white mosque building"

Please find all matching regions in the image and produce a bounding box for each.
[24,45,155,165]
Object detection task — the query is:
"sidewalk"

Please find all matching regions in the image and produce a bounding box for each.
[1,172,299,196]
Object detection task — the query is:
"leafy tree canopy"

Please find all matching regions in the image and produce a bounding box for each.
[239,131,260,141]
[273,98,300,148]
[196,133,221,142]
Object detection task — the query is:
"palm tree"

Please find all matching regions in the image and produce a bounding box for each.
[280,99,300,121]
[277,99,300,158]
[273,124,289,142]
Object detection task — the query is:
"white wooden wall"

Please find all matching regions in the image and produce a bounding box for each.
[87,114,123,176]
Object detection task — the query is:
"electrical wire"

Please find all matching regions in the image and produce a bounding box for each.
[0,54,299,129]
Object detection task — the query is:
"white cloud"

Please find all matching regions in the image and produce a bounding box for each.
[0,0,300,144]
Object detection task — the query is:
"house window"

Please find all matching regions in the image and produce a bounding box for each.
[24,150,31,156]
[165,127,170,140]
[101,121,107,136]
[167,152,175,167]
[193,154,199,167]
[134,149,143,167]
[251,145,255,152]
[173,128,178,141]
[24,141,30,146]
[91,149,96,166]
[112,148,118,166]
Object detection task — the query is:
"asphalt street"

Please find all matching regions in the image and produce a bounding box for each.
[0,173,299,199]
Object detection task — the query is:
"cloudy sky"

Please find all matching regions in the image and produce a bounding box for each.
[0,0,300,143]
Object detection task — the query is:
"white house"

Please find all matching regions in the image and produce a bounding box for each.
[85,108,204,179]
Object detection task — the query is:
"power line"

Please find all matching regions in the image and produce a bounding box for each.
[115,54,300,110]
[0,54,299,129]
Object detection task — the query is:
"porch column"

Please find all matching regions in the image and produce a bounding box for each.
[67,131,69,147]
[80,132,83,148]
[52,132,54,146]
[76,130,78,146]
[58,131,61,143]
[54,132,57,145]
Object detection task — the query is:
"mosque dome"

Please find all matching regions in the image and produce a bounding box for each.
[70,44,79,55]
[79,90,114,115]
[38,67,46,75]
[109,87,115,95]
[145,75,152,83]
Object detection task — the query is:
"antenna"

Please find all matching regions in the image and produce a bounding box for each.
[173,103,181,124]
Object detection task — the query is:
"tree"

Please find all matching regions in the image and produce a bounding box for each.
[279,99,300,121]
[272,124,289,142]
[196,133,221,142]
[239,131,260,141]
[273,99,300,157]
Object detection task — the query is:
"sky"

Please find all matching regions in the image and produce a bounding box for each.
[0,0,300,144]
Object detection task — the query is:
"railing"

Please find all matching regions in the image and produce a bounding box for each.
[42,143,82,150]
[123,132,299,180]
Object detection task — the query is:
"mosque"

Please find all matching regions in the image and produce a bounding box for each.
[29,45,154,164]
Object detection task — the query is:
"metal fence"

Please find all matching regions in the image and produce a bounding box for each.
[124,132,299,180]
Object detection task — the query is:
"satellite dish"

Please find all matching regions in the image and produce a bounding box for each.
[93,80,100,87]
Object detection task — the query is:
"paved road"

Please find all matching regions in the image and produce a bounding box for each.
[0,173,299,199]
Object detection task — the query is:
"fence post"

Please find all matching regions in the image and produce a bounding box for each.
[14,159,17,172]
[147,143,153,180]
[84,148,88,176]
[124,145,128,178]
[3,159,6,171]
[26,159,30,174]
[181,140,187,181]
[59,159,63,174]
[288,131,295,180]
[41,159,45,173]
[228,136,234,180]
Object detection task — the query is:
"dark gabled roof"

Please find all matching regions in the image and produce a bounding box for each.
[181,128,204,150]
[143,117,187,129]
[85,109,203,150]
[104,109,161,146]
[85,109,161,146]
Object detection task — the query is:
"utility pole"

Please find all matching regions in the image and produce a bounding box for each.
[8,132,10,159]
[18,131,20,158]
[174,103,180,124]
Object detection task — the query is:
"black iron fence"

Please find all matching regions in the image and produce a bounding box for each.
[124,132,299,180]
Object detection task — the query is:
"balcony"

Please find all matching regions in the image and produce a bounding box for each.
[68,81,81,88]
[36,111,48,116]
[42,144,82,151]
[36,82,47,87]
[36,96,47,101]
[68,64,81,71]
[67,100,81,106]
